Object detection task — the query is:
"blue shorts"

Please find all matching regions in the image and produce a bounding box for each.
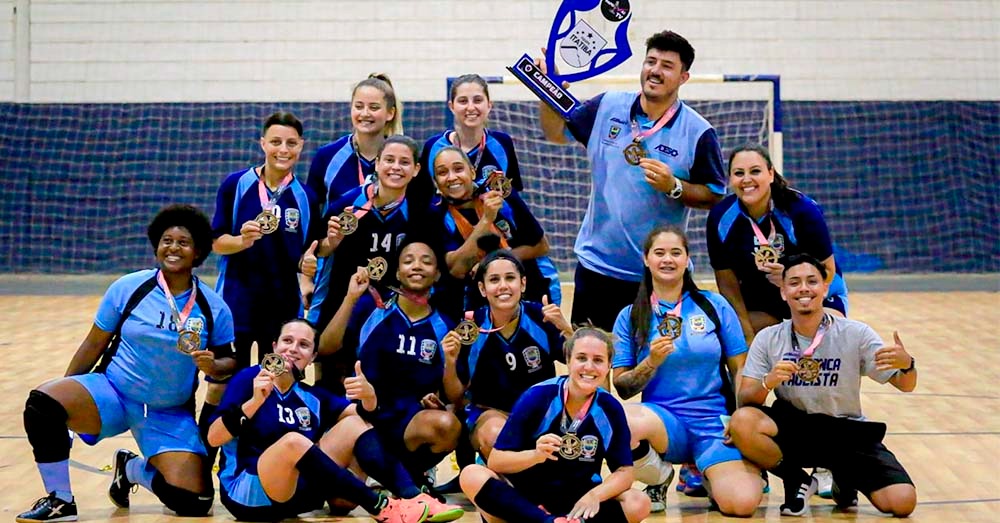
[644,402,742,472]
[69,373,205,458]
[464,404,509,433]
[373,400,423,455]
[221,471,324,521]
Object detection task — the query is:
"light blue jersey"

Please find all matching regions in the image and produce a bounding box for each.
[568,92,726,281]
[611,291,746,419]
[94,269,235,408]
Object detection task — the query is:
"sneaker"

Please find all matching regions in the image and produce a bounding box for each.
[415,492,464,522]
[16,493,78,522]
[681,464,708,497]
[813,467,833,499]
[109,448,139,508]
[424,465,438,489]
[831,479,858,509]
[366,475,385,489]
[553,518,583,523]
[373,497,429,523]
[644,483,668,513]
[780,476,818,516]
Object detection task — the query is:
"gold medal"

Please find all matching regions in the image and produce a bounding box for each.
[487,172,513,199]
[797,357,821,382]
[558,433,583,460]
[366,257,388,281]
[623,141,647,166]
[657,315,683,340]
[753,245,780,266]
[255,211,280,234]
[338,211,359,235]
[260,352,287,376]
[176,329,201,354]
[455,319,480,345]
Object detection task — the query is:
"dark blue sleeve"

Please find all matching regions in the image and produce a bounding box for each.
[212,367,258,420]
[599,394,634,472]
[494,385,548,452]
[315,387,351,432]
[307,144,336,211]
[705,203,730,270]
[565,93,605,145]
[689,128,726,194]
[793,197,835,261]
[505,193,544,247]
[211,172,239,239]
[496,132,524,191]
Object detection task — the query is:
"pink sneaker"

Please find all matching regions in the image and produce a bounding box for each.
[414,492,464,522]
[373,497,429,523]
[553,518,583,523]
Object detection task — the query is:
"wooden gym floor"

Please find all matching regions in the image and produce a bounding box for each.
[0,288,997,522]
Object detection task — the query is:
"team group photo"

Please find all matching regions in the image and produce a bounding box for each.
[1,1,996,523]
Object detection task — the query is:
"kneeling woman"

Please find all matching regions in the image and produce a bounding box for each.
[612,225,762,516]
[208,319,430,522]
[460,329,650,523]
[444,250,573,459]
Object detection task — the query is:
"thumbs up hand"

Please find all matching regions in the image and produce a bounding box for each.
[875,331,913,371]
[300,240,319,278]
[345,360,377,412]
[541,294,573,336]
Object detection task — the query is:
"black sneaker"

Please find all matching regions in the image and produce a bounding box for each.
[780,476,818,516]
[109,448,139,508]
[832,479,859,509]
[16,492,78,522]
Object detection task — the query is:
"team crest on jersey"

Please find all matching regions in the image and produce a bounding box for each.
[690,315,707,333]
[419,339,437,364]
[608,125,621,140]
[284,208,300,232]
[560,20,608,68]
[522,346,542,372]
[580,435,599,461]
[184,317,204,334]
[294,407,312,431]
[772,233,786,254]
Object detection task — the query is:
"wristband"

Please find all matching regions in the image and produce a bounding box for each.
[761,375,773,392]
[221,406,248,437]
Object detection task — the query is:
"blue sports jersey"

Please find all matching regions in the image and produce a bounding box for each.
[216,366,349,497]
[611,291,747,419]
[458,302,566,413]
[307,134,377,214]
[212,168,316,333]
[566,93,726,281]
[307,181,412,328]
[415,129,523,207]
[494,376,632,492]
[94,269,235,408]
[706,193,848,316]
[346,295,454,416]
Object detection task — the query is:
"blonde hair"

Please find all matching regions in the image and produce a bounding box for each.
[352,73,403,136]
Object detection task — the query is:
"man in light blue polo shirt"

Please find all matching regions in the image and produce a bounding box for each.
[539,30,726,330]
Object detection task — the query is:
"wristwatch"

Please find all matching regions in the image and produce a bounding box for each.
[668,178,684,199]
[900,357,916,374]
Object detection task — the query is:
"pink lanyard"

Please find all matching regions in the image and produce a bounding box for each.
[791,314,831,357]
[748,214,776,248]
[157,270,197,328]
[630,100,680,144]
[561,380,596,434]
[651,293,682,320]
[347,183,404,220]
[462,308,518,336]
[257,168,293,211]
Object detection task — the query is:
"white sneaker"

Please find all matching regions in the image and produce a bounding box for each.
[813,468,833,499]
[644,483,668,513]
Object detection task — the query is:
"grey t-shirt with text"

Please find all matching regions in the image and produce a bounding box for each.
[743,317,897,420]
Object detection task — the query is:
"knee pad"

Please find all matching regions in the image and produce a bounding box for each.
[24,390,72,463]
[152,473,214,517]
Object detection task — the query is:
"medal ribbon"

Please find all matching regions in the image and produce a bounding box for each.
[157,270,198,330]
[388,285,430,306]
[790,314,831,357]
[447,204,510,250]
[454,130,487,178]
[561,379,596,434]
[630,99,680,144]
[650,293,683,321]
[351,134,372,186]
[348,182,405,220]
[462,310,511,335]
[748,215,777,249]
[257,167,294,211]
